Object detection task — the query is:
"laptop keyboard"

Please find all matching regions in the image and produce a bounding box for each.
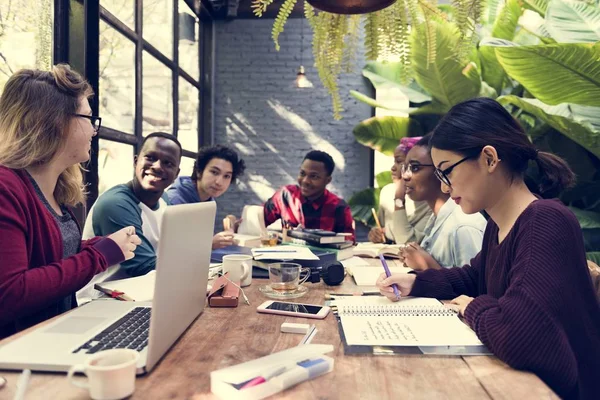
[73,307,151,354]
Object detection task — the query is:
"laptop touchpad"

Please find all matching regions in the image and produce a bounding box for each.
[45,317,107,334]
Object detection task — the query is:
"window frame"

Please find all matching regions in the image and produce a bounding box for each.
[54,0,213,211]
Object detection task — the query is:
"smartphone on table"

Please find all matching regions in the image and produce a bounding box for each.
[256,300,330,319]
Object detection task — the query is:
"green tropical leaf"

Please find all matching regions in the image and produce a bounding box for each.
[479,80,499,98]
[569,207,600,229]
[491,0,523,40]
[546,0,600,43]
[518,9,555,42]
[353,116,424,155]
[362,62,432,104]
[410,20,482,107]
[486,0,503,24]
[499,95,600,158]
[486,41,600,107]
[376,171,393,188]
[409,100,450,116]
[522,0,549,17]
[479,46,507,93]
[348,187,381,226]
[349,90,410,111]
[587,252,600,264]
[478,0,522,92]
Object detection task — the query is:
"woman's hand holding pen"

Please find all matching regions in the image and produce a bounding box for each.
[376,273,416,302]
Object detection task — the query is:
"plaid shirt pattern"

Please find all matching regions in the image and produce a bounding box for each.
[264,185,355,242]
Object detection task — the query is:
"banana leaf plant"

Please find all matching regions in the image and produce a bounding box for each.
[349,0,600,258]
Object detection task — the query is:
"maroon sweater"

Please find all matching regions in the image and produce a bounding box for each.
[411,199,600,399]
[0,167,124,338]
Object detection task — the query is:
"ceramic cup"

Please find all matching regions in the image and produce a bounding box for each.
[222,254,252,287]
[67,349,139,400]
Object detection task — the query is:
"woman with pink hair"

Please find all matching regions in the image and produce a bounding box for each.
[368,137,432,244]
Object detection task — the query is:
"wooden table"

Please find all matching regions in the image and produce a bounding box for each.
[0,262,558,399]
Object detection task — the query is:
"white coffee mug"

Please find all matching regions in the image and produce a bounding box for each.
[222,254,252,287]
[67,349,139,400]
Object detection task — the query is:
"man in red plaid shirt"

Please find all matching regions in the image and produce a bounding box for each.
[264,150,355,242]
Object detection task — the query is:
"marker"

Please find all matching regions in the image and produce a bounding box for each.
[239,366,287,390]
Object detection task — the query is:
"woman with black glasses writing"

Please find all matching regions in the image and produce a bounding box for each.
[0,65,141,338]
[377,98,600,400]
[398,134,486,270]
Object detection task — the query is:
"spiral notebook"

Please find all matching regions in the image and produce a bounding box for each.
[332,297,490,355]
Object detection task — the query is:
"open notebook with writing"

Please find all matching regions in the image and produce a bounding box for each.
[331,296,491,355]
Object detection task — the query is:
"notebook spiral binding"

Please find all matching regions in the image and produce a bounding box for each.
[337,305,457,317]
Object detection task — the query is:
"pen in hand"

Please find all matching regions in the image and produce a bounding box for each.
[379,254,400,300]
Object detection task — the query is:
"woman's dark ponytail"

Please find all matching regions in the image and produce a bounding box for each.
[534,151,576,197]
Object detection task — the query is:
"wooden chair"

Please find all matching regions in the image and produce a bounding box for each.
[587,260,600,302]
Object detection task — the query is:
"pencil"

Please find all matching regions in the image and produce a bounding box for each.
[371,208,382,230]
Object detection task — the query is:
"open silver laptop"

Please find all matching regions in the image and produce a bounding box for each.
[0,201,216,375]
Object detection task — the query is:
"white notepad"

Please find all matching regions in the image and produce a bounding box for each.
[334,297,483,347]
[251,245,319,261]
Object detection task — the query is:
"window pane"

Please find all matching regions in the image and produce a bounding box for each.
[178,77,199,152]
[143,0,173,59]
[178,0,199,79]
[99,21,135,134]
[0,0,53,92]
[180,156,195,178]
[98,140,134,195]
[143,52,173,135]
[100,0,134,30]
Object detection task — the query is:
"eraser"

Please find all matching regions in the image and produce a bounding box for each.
[280,322,310,334]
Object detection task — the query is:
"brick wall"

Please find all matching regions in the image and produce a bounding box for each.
[212,18,372,238]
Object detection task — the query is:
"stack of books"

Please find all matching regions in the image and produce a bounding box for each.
[285,229,354,261]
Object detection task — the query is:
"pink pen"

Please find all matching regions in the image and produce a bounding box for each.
[239,366,287,390]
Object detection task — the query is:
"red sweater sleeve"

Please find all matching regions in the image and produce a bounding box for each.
[0,185,124,325]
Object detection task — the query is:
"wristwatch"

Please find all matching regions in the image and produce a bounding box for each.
[394,198,405,209]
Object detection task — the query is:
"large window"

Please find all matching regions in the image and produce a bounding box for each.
[0,0,53,92]
[97,0,204,196]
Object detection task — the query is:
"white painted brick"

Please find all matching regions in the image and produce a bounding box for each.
[213,19,372,240]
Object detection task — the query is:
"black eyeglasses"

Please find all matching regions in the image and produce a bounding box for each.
[73,114,102,132]
[434,154,479,187]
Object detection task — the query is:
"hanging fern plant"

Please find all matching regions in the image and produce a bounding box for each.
[252,0,485,119]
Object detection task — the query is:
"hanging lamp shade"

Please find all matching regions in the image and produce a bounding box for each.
[306,0,396,14]
[295,66,313,88]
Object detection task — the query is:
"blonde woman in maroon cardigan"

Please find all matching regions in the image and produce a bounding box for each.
[0,65,141,338]
[377,98,600,400]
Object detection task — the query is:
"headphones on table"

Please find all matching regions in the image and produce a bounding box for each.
[305,262,345,286]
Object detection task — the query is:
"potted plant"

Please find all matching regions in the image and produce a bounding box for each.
[348,0,600,261]
[251,0,486,119]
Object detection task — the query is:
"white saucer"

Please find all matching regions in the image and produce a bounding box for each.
[259,284,308,299]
